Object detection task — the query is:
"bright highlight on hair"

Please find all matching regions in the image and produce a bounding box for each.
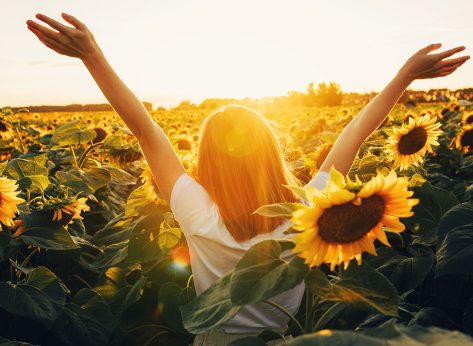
[196,105,299,242]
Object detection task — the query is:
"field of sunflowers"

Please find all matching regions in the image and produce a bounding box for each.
[0,100,472,345]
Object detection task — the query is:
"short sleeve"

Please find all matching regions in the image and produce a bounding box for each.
[304,171,330,190]
[170,173,219,236]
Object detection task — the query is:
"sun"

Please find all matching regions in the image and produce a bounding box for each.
[291,168,418,271]
[385,114,442,170]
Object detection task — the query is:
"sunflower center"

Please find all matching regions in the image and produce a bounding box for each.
[397,126,428,155]
[317,195,385,243]
[460,129,473,147]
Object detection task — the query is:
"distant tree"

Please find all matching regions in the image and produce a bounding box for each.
[313,82,344,107]
[173,100,197,111]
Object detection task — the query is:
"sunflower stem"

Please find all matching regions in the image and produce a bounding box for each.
[26,188,31,204]
[14,125,25,153]
[78,142,104,169]
[263,299,305,335]
[70,145,79,168]
[304,289,314,333]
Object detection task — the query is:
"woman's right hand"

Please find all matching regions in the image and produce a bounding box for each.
[26,13,102,62]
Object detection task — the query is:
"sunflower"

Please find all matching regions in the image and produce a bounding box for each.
[455,125,473,153]
[0,176,25,227]
[462,114,473,126]
[385,114,442,170]
[291,168,418,271]
[52,197,90,224]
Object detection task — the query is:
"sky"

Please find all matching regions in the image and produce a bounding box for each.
[1,0,473,108]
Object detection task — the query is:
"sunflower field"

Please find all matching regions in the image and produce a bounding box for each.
[0,100,473,346]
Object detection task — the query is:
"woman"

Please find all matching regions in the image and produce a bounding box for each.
[26,12,468,345]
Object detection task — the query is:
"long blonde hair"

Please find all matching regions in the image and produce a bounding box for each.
[195,105,299,242]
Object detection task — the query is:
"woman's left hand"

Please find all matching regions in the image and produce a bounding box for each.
[397,43,469,82]
[26,13,102,62]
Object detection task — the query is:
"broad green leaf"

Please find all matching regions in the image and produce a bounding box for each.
[0,282,62,328]
[3,158,49,192]
[436,225,473,278]
[82,168,111,192]
[254,202,304,218]
[402,182,459,246]
[158,282,192,333]
[284,321,473,345]
[368,246,435,294]
[19,226,79,250]
[437,202,473,245]
[52,289,114,346]
[230,240,307,305]
[180,273,241,334]
[52,121,96,146]
[90,241,128,270]
[305,263,399,316]
[158,227,181,250]
[27,266,69,297]
[56,171,93,196]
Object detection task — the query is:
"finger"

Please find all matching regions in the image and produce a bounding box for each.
[61,12,86,30]
[433,46,466,60]
[438,55,470,68]
[35,13,74,35]
[419,43,442,54]
[436,69,457,78]
[26,20,59,40]
[28,26,64,53]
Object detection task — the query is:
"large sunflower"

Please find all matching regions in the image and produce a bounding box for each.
[0,176,25,227]
[291,168,418,271]
[385,115,442,170]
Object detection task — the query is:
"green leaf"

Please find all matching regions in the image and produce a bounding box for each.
[56,171,93,196]
[52,289,114,346]
[90,241,128,270]
[230,240,308,305]
[158,227,181,250]
[436,225,473,278]
[180,273,241,334]
[402,182,459,246]
[284,321,473,345]
[305,263,399,316]
[369,246,435,294]
[82,168,111,192]
[52,121,96,146]
[0,282,62,328]
[27,266,69,297]
[437,202,473,245]
[158,282,193,333]
[19,226,79,250]
[3,158,50,192]
[254,202,305,218]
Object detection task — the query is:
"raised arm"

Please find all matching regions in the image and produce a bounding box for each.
[318,43,470,175]
[26,13,185,202]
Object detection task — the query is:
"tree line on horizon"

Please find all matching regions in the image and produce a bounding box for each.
[10,83,473,113]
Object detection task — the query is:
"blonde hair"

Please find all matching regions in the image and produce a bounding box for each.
[195,105,299,242]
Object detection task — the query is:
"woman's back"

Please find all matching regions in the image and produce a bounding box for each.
[170,170,330,333]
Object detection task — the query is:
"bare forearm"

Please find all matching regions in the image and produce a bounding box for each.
[349,72,412,144]
[82,51,153,140]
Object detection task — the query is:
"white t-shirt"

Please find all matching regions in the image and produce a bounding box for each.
[170,171,330,333]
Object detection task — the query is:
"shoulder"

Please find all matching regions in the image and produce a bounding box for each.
[170,173,220,236]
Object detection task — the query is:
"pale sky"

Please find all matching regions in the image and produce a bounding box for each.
[2,0,473,108]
